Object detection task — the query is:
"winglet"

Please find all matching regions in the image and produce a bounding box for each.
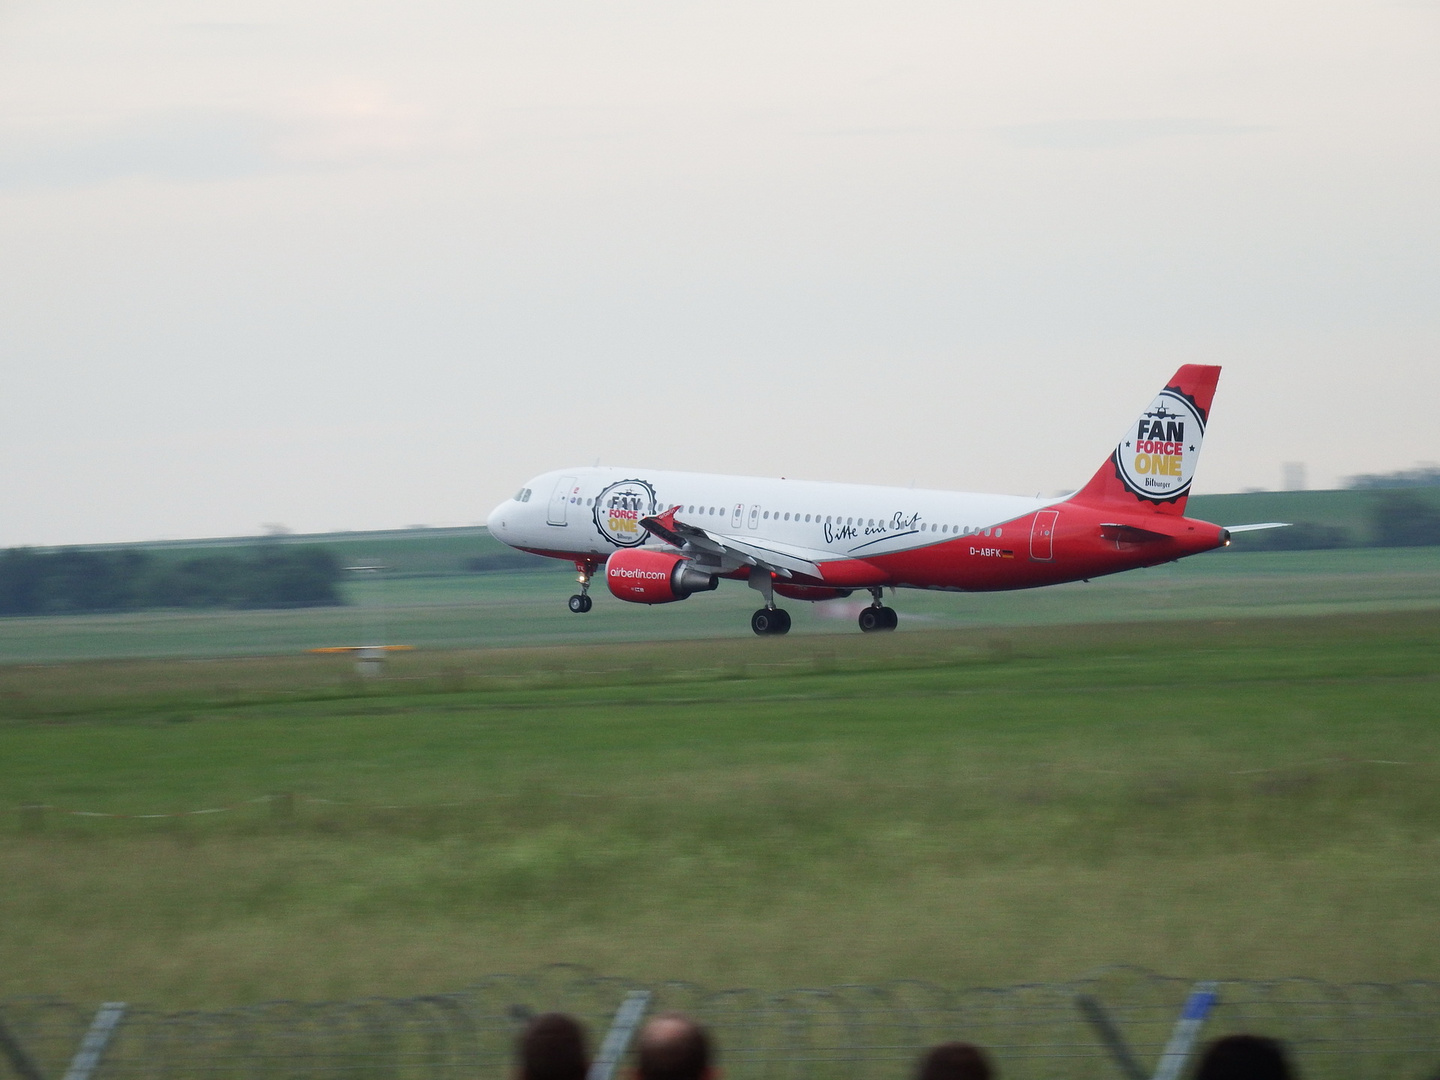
[639,505,686,548]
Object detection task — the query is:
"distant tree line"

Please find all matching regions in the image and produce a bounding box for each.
[0,545,343,616]
[1235,491,1440,551]
[1347,465,1440,490]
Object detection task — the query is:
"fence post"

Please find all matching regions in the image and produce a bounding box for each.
[587,991,651,1080]
[61,1003,126,1080]
[0,1010,47,1080]
[1076,994,1147,1080]
[1150,982,1218,1080]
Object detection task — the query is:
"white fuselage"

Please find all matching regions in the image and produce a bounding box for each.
[487,466,1059,565]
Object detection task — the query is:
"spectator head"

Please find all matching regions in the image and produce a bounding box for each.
[635,1012,715,1080]
[518,1013,590,1080]
[1193,1034,1296,1080]
[916,1042,993,1080]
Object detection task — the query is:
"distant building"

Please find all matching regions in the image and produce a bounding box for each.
[1281,462,1307,491]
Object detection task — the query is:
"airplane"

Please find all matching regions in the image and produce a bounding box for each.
[486,365,1287,635]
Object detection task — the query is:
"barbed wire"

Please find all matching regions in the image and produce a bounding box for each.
[4,967,1439,1080]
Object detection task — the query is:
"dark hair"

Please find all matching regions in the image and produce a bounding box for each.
[636,1013,713,1080]
[1193,1034,1296,1080]
[518,1013,590,1080]
[916,1042,993,1080]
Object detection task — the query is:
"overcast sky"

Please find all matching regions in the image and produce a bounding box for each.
[1,1,1436,545]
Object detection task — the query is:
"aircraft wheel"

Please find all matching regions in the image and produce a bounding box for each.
[568,594,592,614]
[858,607,883,633]
[751,608,790,636]
[880,606,898,630]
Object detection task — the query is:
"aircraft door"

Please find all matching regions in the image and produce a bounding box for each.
[547,476,577,526]
[748,505,760,529]
[732,503,744,529]
[1030,510,1058,561]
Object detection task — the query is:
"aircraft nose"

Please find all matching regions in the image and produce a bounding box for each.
[486,500,509,535]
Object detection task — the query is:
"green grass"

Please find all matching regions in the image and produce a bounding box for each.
[2,610,1439,1007]
[1189,487,1440,546]
[1,547,1438,662]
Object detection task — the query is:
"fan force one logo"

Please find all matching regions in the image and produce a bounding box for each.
[1116,389,1206,501]
[594,479,657,548]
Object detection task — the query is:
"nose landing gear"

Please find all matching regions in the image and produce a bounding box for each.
[568,560,598,613]
[858,588,898,633]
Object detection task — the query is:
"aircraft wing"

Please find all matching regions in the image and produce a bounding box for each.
[1223,522,1292,533]
[640,506,828,579]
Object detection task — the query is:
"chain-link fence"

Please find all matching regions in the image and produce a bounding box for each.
[4,966,1439,1080]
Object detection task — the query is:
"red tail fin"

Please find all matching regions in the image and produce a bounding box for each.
[1072,365,1221,516]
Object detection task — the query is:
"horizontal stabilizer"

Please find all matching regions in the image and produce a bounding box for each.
[1099,523,1173,544]
[1223,522,1292,533]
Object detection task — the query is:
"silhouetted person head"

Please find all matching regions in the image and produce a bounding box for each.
[635,1012,715,1080]
[1193,1034,1296,1080]
[916,1041,993,1080]
[518,1013,590,1080]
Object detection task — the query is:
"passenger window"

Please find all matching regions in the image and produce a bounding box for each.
[783,512,790,521]
[846,517,853,526]
[995,528,1003,538]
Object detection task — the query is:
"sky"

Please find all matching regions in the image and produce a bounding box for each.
[1,0,1437,546]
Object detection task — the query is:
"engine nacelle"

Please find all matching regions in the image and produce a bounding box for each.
[773,582,854,602]
[605,549,719,605]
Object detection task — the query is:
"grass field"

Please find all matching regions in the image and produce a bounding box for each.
[1,546,1439,662]
[3,606,1439,1007]
[1189,487,1440,545]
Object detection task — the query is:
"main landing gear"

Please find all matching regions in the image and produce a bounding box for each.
[858,588,898,633]
[750,607,792,636]
[568,560,597,614]
[747,568,791,636]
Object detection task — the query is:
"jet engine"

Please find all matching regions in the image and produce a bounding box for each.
[605,549,719,604]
